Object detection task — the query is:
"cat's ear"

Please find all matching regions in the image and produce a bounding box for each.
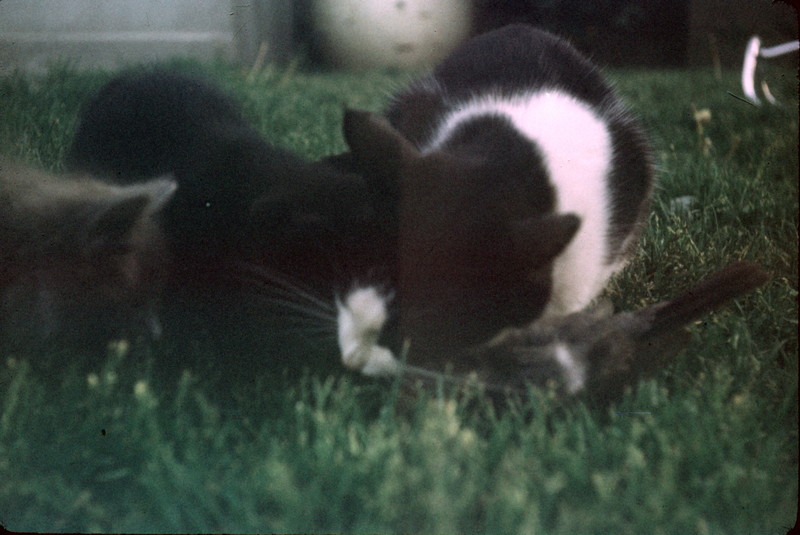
[135,175,177,216]
[86,176,176,256]
[342,109,419,178]
[510,213,581,268]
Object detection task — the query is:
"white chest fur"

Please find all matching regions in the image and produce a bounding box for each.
[424,90,617,317]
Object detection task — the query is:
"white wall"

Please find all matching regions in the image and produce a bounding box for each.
[0,0,291,74]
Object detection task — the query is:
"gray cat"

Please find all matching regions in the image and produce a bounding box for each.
[0,158,175,352]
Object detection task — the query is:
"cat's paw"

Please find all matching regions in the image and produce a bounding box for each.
[336,287,399,376]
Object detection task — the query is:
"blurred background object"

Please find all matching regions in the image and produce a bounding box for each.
[471,0,691,67]
[309,0,472,70]
[0,0,796,72]
[0,0,240,74]
[741,35,799,104]
[687,0,797,70]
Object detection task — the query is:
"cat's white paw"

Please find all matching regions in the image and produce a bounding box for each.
[356,345,401,377]
[336,287,400,376]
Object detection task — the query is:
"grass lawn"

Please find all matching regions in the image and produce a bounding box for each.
[0,60,797,534]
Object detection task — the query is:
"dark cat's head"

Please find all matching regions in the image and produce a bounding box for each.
[339,110,580,361]
[67,69,396,300]
[246,157,394,291]
[0,161,176,353]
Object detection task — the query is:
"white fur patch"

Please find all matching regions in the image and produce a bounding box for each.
[424,91,618,317]
[553,342,586,394]
[336,287,400,376]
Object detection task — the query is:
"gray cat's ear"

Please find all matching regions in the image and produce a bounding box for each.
[342,109,419,177]
[510,213,581,268]
[87,176,176,256]
[132,175,177,216]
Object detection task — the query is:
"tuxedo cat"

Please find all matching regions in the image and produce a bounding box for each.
[336,25,654,373]
[67,70,391,370]
[67,70,386,284]
[0,158,175,353]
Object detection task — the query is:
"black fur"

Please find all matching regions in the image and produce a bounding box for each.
[68,70,388,291]
[386,24,652,259]
[340,24,654,363]
[386,25,614,143]
[67,70,392,371]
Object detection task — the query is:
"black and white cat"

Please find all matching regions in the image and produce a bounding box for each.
[336,25,654,382]
[67,70,391,368]
[67,70,386,286]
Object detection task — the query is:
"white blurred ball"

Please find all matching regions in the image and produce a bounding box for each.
[313,0,473,70]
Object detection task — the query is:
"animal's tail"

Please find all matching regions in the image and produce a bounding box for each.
[581,261,771,402]
[647,262,769,336]
[388,262,770,403]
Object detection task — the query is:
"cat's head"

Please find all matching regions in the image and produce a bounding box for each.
[0,162,176,353]
[247,154,396,294]
[338,110,580,363]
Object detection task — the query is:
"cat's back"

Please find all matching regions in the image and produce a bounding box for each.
[433,24,611,102]
[384,25,653,319]
[91,70,244,126]
[67,70,282,254]
[387,25,620,147]
[67,70,252,179]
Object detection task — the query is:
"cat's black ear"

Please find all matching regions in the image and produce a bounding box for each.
[342,109,419,178]
[86,176,176,256]
[510,213,581,268]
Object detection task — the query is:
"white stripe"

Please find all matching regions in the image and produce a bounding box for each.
[425,91,616,316]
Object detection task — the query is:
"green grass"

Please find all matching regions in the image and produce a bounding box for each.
[0,60,797,534]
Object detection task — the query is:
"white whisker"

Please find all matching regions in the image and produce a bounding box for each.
[282,326,338,339]
[233,262,336,313]
[256,296,338,324]
[245,278,332,310]
[278,313,339,331]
